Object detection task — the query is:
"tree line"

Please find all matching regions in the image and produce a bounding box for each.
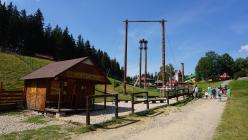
[195,51,248,81]
[0,2,123,80]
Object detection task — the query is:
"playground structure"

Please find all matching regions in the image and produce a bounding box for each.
[134,38,148,88]
[123,19,166,94]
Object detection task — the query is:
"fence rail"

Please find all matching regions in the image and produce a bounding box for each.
[0,83,25,111]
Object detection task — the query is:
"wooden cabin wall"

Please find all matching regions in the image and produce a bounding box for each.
[25,79,48,111]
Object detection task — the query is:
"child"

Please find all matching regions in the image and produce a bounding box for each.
[227,87,231,99]
[204,90,209,99]
[212,87,216,99]
[216,87,221,101]
[208,86,212,99]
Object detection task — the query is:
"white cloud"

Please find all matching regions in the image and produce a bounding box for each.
[239,44,248,52]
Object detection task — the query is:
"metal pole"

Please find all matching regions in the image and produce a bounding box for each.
[123,19,128,94]
[181,63,184,82]
[139,39,143,88]
[144,39,148,90]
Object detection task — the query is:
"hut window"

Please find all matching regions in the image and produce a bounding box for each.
[64,82,67,86]
[50,80,60,95]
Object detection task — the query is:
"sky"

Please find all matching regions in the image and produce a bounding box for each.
[2,0,248,76]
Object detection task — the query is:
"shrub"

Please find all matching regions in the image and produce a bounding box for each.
[233,70,247,80]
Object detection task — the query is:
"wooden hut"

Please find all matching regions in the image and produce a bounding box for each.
[21,57,110,113]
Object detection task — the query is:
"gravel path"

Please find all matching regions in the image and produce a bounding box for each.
[0,112,66,135]
[0,114,46,134]
[73,97,227,140]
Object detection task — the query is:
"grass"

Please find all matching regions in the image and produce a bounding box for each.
[24,115,48,124]
[0,110,22,116]
[213,79,248,140]
[196,81,223,91]
[0,125,71,140]
[0,52,51,90]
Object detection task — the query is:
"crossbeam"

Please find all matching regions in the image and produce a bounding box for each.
[123,20,166,23]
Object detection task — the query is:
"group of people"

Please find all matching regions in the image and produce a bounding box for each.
[204,85,231,100]
[193,84,231,101]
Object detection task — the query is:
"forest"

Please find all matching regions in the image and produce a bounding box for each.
[0,2,123,80]
[195,51,248,81]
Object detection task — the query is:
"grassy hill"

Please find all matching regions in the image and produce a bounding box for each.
[0,52,51,90]
[0,52,160,98]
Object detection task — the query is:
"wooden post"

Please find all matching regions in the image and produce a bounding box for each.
[161,18,166,97]
[58,80,63,112]
[86,96,90,125]
[104,84,107,109]
[170,65,172,87]
[115,94,118,118]
[166,90,169,105]
[176,88,179,102]
[146,92,149,110]
[181,63,184,82]
[131,93,134,113]
[123,19,128,94]
[0,81,3,95]
[144,40,148,90]
[139,39,143,88]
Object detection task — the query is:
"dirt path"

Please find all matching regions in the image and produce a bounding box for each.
[73,97,227,140]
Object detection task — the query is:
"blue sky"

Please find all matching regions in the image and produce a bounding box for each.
[2,0,248,76]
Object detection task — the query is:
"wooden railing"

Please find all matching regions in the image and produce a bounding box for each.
[0,82,25,111]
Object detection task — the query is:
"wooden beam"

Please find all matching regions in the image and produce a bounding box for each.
[0,81,3,95]
[115,94,118,118]
[86,96,90,125]
[58,79,63,112]
[123,19,128,94]
[104,84,107,109]
[123,20,164,23]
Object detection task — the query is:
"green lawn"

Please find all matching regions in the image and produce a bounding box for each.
[214,79,248,140]
[0,52,51,90]
[196,81,223,91]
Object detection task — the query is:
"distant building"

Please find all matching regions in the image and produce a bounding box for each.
[218,73,231,81]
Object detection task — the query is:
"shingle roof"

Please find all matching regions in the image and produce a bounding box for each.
[21,57,88,80]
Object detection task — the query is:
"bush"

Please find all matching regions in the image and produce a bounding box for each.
[233,70,247,80]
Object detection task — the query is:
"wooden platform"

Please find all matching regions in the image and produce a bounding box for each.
[45,108,86,113]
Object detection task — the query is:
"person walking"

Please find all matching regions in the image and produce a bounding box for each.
[212,87,216,99]
[227,87,231,99]
[194,85,199,98]
[216,87,221,101]
[208,86,212,99]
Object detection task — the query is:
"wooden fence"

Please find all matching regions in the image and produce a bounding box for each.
[131,85,194,113]
[131,92,149,113]
[86,94,118,125]
[0,82,25,111]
